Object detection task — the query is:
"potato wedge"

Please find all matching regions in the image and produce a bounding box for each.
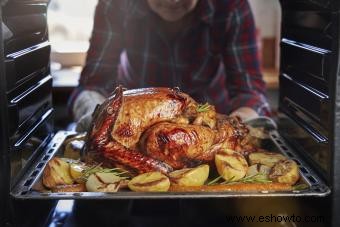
[42,157,74,189]
[246,164,271,177]
[269,160,300,185]
[215,149,248,181]
[128,172,170,192]
[86,172,122,192]
[169,165,209,186]
[248,151,287,167]
[70,162,87,182]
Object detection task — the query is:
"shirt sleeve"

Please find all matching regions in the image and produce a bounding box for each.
[223,0,271,116]
[68,0,124,109]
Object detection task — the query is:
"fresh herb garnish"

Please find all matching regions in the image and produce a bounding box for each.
[207,175,223,185]
[197,103,210,113]
[223,174,272,184]
[76,163,130,182]
[206,173,272,186]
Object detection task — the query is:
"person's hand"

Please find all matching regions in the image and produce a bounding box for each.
[229,107,259,122]
[72,90,106,132]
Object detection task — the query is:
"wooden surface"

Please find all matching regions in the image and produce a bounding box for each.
[263,68,279,90]
[262,38,277,69]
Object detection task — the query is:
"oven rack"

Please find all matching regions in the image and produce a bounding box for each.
[11,131,331,199]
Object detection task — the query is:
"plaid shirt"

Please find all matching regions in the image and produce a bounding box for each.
[70,0,270,115]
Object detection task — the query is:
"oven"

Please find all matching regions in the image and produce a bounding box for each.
[0,0,340,226]
[0,1,55,226]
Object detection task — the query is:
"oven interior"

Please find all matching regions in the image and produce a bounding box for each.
[1,0,340,226]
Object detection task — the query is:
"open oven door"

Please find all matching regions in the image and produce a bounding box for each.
[277,0,340,226]
[0,0,56,226]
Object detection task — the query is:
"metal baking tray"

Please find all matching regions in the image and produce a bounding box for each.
[11,130,330,200]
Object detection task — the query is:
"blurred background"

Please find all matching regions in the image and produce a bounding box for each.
[49,0,282,129]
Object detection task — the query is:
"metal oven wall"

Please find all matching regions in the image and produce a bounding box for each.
[330,7,340,227]
[0,7,11,226]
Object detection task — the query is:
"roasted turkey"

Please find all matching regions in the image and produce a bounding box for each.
[84,86,255,174]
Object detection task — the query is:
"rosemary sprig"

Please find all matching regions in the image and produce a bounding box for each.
[206,175,223,185]
[206,173,272,186]
[197,103,210,113]
[99,168,130,176]
[76,164,130,182]
[81,163,102,176]
[224,174,272,184]
[75,163,102,182]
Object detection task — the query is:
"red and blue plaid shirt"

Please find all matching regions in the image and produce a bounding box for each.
[70,0,270,115]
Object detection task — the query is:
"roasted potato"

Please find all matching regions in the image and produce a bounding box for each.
[169,165,209,186]
[86,172,123,192]
[70,162,87,182]
[248,151,287,167]
[246,164,271,177]
[269,160,300,185]
[128,172,170,192]
[215,149,248,181]
[42,157,74,189]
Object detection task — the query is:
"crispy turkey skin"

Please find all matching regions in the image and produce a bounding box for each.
[84,86,253,174]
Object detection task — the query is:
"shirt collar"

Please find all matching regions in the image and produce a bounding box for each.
[126,0,215,24]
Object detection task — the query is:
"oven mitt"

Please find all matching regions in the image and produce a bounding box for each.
[244,116,278,131]
[73,90,106,132]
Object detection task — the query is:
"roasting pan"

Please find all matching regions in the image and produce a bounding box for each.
[10,125,331,200]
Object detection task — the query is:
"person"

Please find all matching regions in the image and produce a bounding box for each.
[70,0,270,132]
